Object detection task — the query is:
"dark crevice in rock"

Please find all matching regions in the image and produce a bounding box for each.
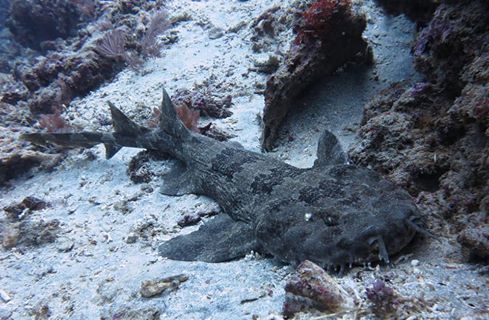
[374,0,439,25]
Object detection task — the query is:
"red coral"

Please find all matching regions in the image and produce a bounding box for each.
[295,0,351,45]
[147,106,200,133]
[176,105,200,133]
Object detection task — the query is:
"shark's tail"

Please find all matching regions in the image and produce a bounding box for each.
[21,88,189,159]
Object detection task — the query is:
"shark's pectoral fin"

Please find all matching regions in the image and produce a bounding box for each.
[158,214,260,262]
[104,144,122,159]
[313,130,347,168]
[159,161,200,196]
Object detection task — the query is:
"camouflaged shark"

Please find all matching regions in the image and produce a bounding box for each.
[22,89,426,271]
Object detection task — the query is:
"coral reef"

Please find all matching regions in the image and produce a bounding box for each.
[457,211,489,262]
[261,0,371,150]
[349,0,489,262]
[0,0,171,184]
[0,102,64,185]
[250,5,288,53]
[414,0,489,96]
[140,10,170,58]
[6,0,96,49]
[127,150,169,184]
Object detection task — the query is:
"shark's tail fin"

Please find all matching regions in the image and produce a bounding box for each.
[105,102,151,158]
[21,88,189,159]
[21,103,151,159]
[159,88,190,139]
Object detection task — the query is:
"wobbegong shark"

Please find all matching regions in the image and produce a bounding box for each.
[22,89,426,271]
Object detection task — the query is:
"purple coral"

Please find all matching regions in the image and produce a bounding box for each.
[366,279,400,315]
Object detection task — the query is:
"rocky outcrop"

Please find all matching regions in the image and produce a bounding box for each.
[414,0,489,96]
[375,0,439,25]
[458,211,489,262]
[349,0,489,262]
[261,0,371,150]
[6,0,95,50]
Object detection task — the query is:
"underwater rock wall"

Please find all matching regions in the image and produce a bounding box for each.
[0,0,10,28]
[375,0,438,25]
[6,0,95,49]
[349,0,489,262]
[261,0,371,151]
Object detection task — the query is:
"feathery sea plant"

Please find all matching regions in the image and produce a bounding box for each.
[94,29,128,61]
[141,10,170,58]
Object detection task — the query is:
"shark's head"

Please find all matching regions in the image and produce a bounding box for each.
[255,164,423,271]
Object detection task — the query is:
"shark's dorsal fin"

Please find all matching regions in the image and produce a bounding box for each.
[108,102,148,135]
[159,214,261,262]
[313,130,347,168]
[159,88,188,138]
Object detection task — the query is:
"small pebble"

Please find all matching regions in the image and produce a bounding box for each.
[140,274,189,298]
[411,259,420,267]
[0,289,11,302]
[56,237,74,252]
[0,307,12,319]
[126,233,138,244]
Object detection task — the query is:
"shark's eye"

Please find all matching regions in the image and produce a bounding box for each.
[318,211,340,226]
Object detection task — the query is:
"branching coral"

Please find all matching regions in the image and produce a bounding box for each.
[141,10,170,58]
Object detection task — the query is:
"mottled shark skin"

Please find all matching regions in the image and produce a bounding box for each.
[22,89,424,271]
